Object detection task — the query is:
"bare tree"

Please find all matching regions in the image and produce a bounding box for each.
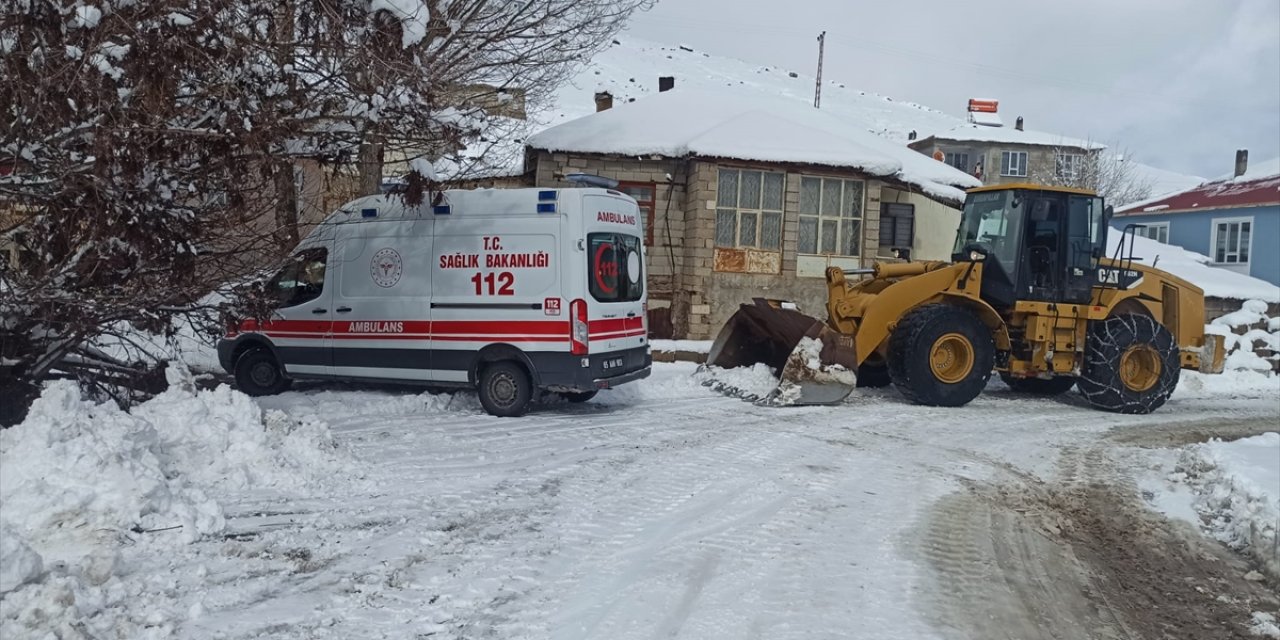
[1031,142,1156,207]
[0,0,652,425]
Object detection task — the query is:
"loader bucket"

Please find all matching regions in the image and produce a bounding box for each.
[702,298,858,406]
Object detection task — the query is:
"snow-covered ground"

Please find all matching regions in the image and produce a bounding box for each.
[1139,431,1280,579]
[4,361,1278,639]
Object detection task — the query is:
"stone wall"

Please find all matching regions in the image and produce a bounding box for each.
[528,151,968,339]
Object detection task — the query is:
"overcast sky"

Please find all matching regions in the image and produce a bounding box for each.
[621,0,1280,179]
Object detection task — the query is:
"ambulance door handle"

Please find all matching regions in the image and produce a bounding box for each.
[626,312,636,317]
[311,308,327,314]
[336,307,353,313]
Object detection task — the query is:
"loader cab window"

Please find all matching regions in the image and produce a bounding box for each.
[589,233,643,303]
[955,190,1023,277]
[267,247,327,308]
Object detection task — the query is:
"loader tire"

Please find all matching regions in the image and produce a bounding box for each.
[1077,314,1179,414]
[888,304,994,407]
[999,373,1077,396]
[856,363,891,388]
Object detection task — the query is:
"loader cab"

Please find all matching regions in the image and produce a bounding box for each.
[953,184,1108,309]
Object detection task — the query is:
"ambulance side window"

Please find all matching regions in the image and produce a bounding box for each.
[268,248,327,308]
[588,233,643,303]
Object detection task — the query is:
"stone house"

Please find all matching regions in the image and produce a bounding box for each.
[908,99,1105,187]
[524,86,980,339]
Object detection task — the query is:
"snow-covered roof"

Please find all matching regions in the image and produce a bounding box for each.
[1213,156,1280,183]
[919,123,1106,151]
[528,87,982,204]
[1118,156,1280,214]
[1108,229,1280,302]
[538,37,963,145]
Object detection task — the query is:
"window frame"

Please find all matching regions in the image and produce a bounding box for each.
[616,181,657,246]
[1000,150,1029,177]
[1055,153,1083,182]
[944,151,970,173]
[878,202,915,254]
[1137,221,1169,244]
[797,175,865,258]
[1211,216,1253,265]
[268,247,328,309]
[714,168,785,251]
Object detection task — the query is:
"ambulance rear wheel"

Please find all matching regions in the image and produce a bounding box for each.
[234,349,292,396]
[478,361,533,417]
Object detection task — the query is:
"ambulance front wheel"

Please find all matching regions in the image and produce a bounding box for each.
[478,361,533,417]
[234,348,293,396]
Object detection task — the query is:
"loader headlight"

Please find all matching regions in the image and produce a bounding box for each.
[969,250,986,261]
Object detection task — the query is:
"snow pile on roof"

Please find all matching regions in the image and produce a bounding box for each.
[1217,156,1280,183]
[529,87,981,203]
[541,37,962,144]
[1119,155,1280,214]
[1107,229,1280,303]
[1170,432,1280,580]
[924,123,1106,150]
[1116,157,1205,199]
[0,369,357,637]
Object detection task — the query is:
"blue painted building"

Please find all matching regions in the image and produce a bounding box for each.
[1116,155,1280,286]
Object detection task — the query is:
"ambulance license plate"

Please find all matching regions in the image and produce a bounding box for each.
[602,357,625,371]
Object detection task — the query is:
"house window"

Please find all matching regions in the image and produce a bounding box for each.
[799,176,864,256]
[1212,218,1252,265]
[1000,151,1028,177]
[1137,222,1169,244]
[944,152,970,173]
[617,181,656,245]
[879,203,915,254]
[1055,154,1083,181]
[715,169,784,250]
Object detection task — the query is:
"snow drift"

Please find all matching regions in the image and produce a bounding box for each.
[1169,433,1280,582]
[0,367,355,638]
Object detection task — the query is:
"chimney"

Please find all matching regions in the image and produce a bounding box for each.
[594,91,613,112]
[1015,116,1024,131]
[659,76,675,92]
[1235,149,1249,177]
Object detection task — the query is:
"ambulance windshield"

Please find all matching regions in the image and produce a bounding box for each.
[588,233,643,303]
[267,248,327,308]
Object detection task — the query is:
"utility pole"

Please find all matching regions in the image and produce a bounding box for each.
[814,31,826,108]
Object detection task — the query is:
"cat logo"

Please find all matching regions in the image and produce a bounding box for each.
[1097,267,1143,289]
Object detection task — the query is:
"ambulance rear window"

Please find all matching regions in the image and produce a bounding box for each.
[588,233,643,303]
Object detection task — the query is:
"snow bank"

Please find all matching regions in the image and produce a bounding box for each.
[1172,369,1280,401]
[1169,433,1280,580]
[0,368,356,637]
[649,339,713,354]
[1107,231,1280,303]
[1204,299,1280,373]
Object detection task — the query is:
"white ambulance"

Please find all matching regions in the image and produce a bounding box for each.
[217,187,651,417]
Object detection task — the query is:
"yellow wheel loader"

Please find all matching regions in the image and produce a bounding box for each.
[704,183,1227,414]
